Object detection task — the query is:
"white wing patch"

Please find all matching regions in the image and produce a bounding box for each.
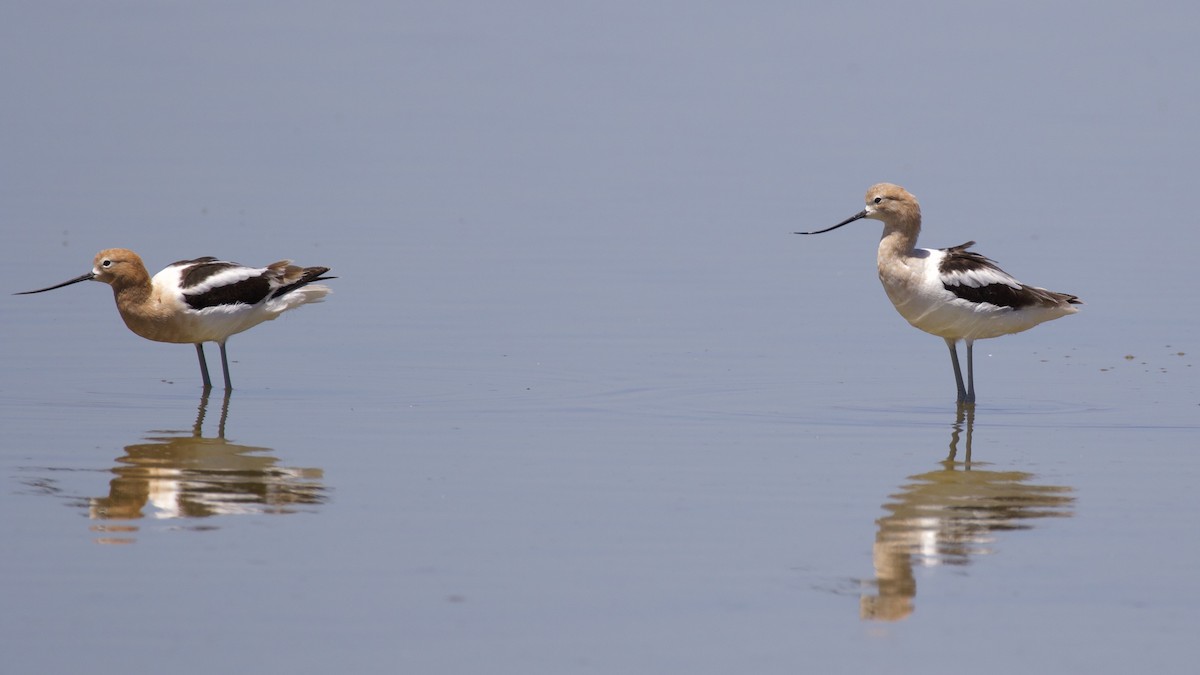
[940,266,1023,290]
[180,265,268,296]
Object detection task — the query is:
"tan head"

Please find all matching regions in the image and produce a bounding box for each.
[15,248,149,295]
[860,183,920,224]
[90,249,149,289]
[798,183,921,235]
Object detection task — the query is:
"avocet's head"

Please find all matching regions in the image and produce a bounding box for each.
[14,248,147,295]
[797,183,921,235]
[88,249,147,287]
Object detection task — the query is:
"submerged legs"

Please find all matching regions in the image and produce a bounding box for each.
[195,342,232,390]
[944,338,975,404]
[964,339,976,404]
[195,343,213,390]
[217,341,233,390]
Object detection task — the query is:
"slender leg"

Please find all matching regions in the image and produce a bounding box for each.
[946,401,976,465]
[192,388,230,438]
[195,343,213,390]
[962,400,974,465]
[945,338,968,403]
[193,389,210,436]
[947,403,965,462]
[964,339,976,404]
[218,341,233,390]
[216,389,231,438]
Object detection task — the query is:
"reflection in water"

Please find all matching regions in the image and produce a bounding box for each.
[860,404,1074,621]
[87,392,326,541]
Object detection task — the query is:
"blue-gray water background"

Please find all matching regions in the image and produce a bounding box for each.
[2,2,1197,673]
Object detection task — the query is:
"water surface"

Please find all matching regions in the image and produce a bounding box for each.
[2,2,1198,673]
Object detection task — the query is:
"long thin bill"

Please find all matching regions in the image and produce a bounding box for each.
[14,272,96,295]
[795,209,868,235]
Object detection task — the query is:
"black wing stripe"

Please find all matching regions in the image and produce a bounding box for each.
[939,242,1080,308]
[180,261,239,290]
[185,275,272,310]
[945,282,1033,309]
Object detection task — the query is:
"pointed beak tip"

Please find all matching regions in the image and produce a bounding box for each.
[14,272,96,295]
[800,209,869,236]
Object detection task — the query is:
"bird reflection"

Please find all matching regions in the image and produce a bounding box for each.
[859,404,1074,621]
[88,392,326,537]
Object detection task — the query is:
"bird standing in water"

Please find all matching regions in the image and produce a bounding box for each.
[17,248,333,390]
[798,183,1080,403]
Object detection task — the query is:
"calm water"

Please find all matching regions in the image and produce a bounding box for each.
[2,2,1198,673]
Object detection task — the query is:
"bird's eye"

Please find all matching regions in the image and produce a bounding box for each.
[102,259,113,268]
[873,197,883,204]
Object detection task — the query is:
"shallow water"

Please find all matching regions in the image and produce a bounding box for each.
[2,2,1199,673]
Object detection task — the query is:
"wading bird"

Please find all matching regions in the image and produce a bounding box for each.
[798,184,1080,403]
[17,248,333,390]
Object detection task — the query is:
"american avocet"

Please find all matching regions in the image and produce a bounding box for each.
[798,183,1081,403]
[17,249,334,390]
